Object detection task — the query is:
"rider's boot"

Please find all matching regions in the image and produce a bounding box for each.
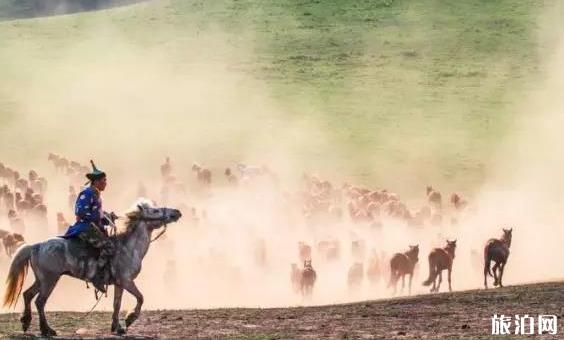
[91,257,108,294]
[90,272,107,294]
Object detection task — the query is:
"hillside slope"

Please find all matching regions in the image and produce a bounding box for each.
[0,1,562,191]
[0,281,562,338]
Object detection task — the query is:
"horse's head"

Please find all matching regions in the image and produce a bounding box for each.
[126,199,182,232]
[446,239,457,257]
[502,228,513,247]
[407,244,419,262]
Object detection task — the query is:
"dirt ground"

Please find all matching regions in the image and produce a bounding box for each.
[0,281,562,339]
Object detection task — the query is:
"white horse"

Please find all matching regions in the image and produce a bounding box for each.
[3,199,182,336]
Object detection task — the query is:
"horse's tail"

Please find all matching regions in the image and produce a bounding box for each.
[3,244,33,308]
[422,253,437,286]
[484,245,493,277]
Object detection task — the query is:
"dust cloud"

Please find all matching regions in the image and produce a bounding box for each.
[1,3,564,313]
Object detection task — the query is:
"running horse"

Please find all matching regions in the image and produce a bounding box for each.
[387,245,419,295]
[3,199,182,336]
[484,228,512,289]
[422,240,456,293]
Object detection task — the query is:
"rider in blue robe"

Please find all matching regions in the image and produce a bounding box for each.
[63,160,116,293]
[64,186,110,238]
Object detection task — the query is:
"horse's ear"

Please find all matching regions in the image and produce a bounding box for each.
[137,204,144,211]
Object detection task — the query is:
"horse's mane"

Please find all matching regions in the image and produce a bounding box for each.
[115,198,156,237]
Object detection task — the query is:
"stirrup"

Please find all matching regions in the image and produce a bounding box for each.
[91,278,107,295]
[94,285,108,299]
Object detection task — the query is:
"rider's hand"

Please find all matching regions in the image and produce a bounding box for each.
[109,212,118,222]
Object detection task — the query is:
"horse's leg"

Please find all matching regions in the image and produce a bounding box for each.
[111,285,125,335]
[408,273,413,296]
[21,280,39,332]
[430,266,437,293]
[401,274,405,294]
[499,262,506,288]
[35,276,59,336]
[122,280,144,329]
[492,262,500,286]
[447,267,452,292]
[436,271,443,292]
[484,260,489,289]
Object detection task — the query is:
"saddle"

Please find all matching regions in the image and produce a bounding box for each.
[64,236,116,293]
[64,236,101,259]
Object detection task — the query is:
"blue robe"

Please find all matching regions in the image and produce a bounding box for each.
[63,186,109,238]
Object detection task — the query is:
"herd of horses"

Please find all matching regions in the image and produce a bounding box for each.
[0,154,515,336]
[289,228,512,299]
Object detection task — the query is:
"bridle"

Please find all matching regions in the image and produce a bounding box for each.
[106,207,172,243]
[136,208,171,243]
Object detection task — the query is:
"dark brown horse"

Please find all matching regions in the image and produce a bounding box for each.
[299,260,317,298]
[484,228,512,289]
[423,240,456,293]
[387,245,419,295]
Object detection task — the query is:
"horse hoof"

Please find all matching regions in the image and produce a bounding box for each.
[41,327,57,337]
[125,313,137,327]
[113,325,126,335]
[20,314,31,332]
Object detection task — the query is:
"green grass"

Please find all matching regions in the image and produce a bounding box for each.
[0,0,560,195]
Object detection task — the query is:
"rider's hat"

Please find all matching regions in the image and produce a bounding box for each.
[86,160,106,182]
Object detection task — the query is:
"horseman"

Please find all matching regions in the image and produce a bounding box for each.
[63,160,116,293]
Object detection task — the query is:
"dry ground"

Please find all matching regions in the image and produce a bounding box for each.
[0,281,563,339]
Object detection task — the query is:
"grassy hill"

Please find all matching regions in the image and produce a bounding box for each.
[0,0,561,193]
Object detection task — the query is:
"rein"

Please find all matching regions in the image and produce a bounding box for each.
[130,215,170,243]
[82,293,103,321]
[150,222,168,243]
